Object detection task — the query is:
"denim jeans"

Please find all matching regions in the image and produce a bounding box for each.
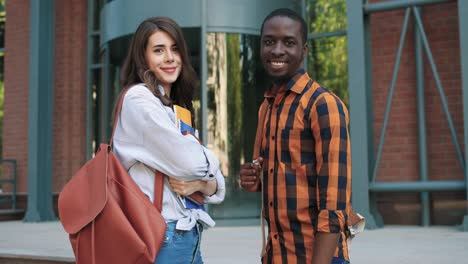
[154,221,203,264]
[331,257,350,264]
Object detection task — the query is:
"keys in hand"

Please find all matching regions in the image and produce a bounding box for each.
[239,157,263,188]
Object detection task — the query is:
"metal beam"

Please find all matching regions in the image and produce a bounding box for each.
[201,0,208,144]
[102,44,111,142]
[371,8,411,183]
[414,7,430,226]
[347,0,378,229]
[458,0,468,231]
[413,7,465,171]
[308,30,346,40]
[370,181,466,192]
[364,0,454,14]
[24,0,56,222]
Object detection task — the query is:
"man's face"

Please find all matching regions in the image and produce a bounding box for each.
[261,16,306,82]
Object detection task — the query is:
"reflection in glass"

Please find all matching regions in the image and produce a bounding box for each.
[206,33,268,219]
[305,0,349,105]
[308,36,348,104]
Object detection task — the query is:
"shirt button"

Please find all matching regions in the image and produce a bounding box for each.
[271,136,275,140]
[274,234,278,239]
[270,168,273,173]
[269,201,273,207]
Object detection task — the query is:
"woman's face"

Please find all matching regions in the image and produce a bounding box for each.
[145,30,182,93]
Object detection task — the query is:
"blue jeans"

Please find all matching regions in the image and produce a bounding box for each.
[331,257,350,264]
[154,221,203,264]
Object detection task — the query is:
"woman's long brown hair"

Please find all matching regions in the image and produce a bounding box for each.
[115,16,198,126]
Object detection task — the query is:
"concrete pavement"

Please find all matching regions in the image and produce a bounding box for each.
[0,220,467,263]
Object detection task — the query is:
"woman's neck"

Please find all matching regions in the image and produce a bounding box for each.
[161,84,171,97]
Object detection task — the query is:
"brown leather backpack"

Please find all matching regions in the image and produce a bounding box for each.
[58,89,166,264]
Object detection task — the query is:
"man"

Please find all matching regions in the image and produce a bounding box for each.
[240,8,359,264]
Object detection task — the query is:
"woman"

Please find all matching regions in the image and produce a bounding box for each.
[113,17,225,264]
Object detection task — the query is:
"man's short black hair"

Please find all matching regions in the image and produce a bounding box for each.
[260,8,308,45]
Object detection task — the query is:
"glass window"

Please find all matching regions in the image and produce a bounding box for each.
[206,33,268,219]
[305,0,349,105]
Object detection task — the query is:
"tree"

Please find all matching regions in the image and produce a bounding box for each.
[307,0,349,105]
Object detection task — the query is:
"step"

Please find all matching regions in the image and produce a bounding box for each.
[0,209,25,221]
[0,254,74,264]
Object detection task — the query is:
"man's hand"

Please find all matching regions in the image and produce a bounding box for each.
[239,157,263,189]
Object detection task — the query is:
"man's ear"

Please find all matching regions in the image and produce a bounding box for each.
[303,43,308,56]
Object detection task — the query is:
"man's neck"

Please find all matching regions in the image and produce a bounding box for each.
[267,81,287,98]
[272,78,288,90]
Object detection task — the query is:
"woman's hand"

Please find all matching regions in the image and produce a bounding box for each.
[168,178,201,196]
[168,178,217,196]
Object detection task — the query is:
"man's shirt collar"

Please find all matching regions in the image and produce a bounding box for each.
[264,69,311,98]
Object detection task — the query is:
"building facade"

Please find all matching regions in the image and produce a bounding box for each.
[1,0,467,227]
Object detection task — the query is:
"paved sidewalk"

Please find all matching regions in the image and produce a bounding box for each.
[0,220,467,263]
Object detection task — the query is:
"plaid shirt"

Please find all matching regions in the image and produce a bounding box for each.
[257,69,351,263]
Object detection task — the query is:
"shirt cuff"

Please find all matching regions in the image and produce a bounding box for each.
[203,170,225,204]
[202,147,219,181]
[316,209,347,233]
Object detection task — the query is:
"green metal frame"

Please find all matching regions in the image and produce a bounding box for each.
[100,43,112,143]
[371,7,411,184]
[347,0,466,229]
[200,0,208,144]
[364,0,452,13]
[459,0,468,231]
[24,0,56,222]
[413,7,464,170]
[0,159,17,210]
[347,0,378,229]
[414,7,430,226]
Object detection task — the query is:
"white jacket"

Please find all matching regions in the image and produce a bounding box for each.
[113,84,225,230]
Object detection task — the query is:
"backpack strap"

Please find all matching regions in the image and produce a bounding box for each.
[110,87,165,212]
[154,171,165,212]
[109,88,129,147]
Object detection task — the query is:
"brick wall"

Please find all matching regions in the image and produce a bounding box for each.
[3,0,30,194]
[53,0,88,191]
[369,1,464,225]
[3,1,87,198]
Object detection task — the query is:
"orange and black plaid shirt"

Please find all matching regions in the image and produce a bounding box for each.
[258,69,351,263]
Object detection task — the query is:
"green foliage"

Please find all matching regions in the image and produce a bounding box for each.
[0,0,5,51]
[306,0,349,105]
